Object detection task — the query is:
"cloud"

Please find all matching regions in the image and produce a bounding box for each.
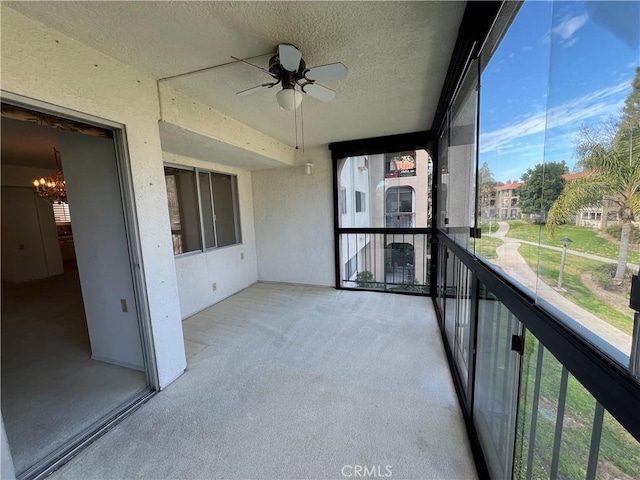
[480,81,630,155]
[552,13,588,40]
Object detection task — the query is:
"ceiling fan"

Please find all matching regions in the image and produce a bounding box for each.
[235,44,348,110]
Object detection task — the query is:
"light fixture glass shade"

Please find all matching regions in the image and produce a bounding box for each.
[276,87,303,110]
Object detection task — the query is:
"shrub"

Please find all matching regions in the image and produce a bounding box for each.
[591,263,629,291]
[605,224,640,243]
[390,278,428,293]
[355,271,383,289]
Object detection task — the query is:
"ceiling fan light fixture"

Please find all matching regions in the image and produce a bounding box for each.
[276,87,303,111]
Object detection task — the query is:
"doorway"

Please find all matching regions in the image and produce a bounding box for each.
[1,103,152,478]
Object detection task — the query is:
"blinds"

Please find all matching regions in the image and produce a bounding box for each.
[52,203,71,223]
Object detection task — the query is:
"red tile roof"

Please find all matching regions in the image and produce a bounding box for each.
[495,182,522,191]
[562,171,588,181]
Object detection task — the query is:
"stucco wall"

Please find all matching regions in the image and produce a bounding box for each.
[163,152,258,318]
[252,146,335,287]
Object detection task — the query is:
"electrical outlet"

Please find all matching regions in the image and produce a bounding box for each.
[212,283,217,292]
[241,252,244,260]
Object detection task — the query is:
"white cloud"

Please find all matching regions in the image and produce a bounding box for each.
[552,13,588,40]
[480,81,629,155]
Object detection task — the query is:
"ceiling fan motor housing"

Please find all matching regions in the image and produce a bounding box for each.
[269,54,307,89]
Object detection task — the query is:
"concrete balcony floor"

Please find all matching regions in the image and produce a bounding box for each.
[50,283,476,479]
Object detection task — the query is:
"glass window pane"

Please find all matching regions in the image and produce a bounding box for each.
[211,173,241,247]
[478,0,638,363]
[164,167,201,254]
[448,61,478,249]
[438,114,450,231]
[198,172,216,249]
[337,151,431,228]
[474,283,522,479]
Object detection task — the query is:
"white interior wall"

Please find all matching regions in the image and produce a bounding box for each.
[252,146,335,287]
[163,152,258,319]
[59,131,145,370]
[1,165,65,282]
[1,419,15,480]
[0,187,63,283]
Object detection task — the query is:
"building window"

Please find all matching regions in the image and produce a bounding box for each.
[385,186,415,227]
[355,191,366,212]
[52,203,71,224]
[164,166,241,255]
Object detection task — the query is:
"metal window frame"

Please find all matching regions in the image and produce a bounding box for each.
[163,164,243,254]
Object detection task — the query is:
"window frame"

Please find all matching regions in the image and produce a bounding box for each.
[163,163,242,257]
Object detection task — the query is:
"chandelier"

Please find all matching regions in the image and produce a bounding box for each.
[33,148,67,204]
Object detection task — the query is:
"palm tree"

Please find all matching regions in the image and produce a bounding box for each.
[547,121,640,283]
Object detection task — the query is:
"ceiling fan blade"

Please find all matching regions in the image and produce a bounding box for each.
[230,56,277,78]
[304,63,348,82]
[237,83,277,96]
[278,44,302,72]
[302,83,336,103]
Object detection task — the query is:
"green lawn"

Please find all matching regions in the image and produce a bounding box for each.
[475,236,503,259]
[479,220,499,235]
[517,243,634,335]
[515,335,640,480]
[505,221,640,265]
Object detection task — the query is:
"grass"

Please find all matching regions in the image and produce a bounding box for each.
[505,221,640,265]
[517,243,634,335]
[475,236,503,259]
[514,335,640,480]
[479,220,499,235]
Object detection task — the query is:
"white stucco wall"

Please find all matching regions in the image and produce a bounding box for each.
[252,146,335,287]
[163,152,258,318]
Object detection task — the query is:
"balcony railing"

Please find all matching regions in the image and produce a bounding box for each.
[434,234,640,479]
[338,231,430,294]
[385,212,415,228]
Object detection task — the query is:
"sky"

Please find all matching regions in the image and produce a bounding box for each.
[479,0,640,184]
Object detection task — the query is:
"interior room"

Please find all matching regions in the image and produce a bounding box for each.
[1,110,150,476]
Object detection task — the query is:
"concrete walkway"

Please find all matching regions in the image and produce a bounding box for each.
[490,222,631,355]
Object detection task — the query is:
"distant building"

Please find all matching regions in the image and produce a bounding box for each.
[494,182,522,219]
[562,172,620,229]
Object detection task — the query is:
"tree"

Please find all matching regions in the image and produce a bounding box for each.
[479,161,496,185]
[478,162,500,217]
[548,68,640,283]
[517,161,569,218]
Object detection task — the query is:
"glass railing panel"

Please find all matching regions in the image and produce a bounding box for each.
[474,283,522,479]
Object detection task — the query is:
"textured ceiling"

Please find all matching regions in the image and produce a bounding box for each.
[7,1,465,148]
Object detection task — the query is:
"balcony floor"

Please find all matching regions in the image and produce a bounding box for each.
[50,283,476,479]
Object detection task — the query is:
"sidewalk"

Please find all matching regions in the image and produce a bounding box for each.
[490,222,631,355]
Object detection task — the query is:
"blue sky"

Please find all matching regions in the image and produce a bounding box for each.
[479,0,639,183]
